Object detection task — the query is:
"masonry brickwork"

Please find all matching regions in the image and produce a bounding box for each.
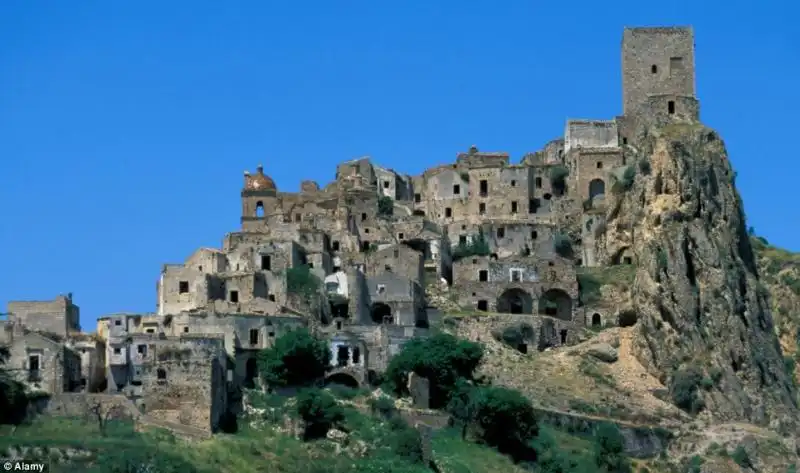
[1,26,701,435]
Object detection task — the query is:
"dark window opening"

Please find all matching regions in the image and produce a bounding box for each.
[137,345,147,355]
[479,180,488,196]
[459,235,467,245]
[477,300,488,311]
[511,180,516,187]
[668,101,675,114]
[497,227,505,238]
[479,270,488,282]
[146,328,155,334]
[622,137,628,145]
[623,256,633,265]
[531,230,538,239]
[596,161,603,169]
[113,348,121,355]
[361,241,370,252]
[413,209,425,216]
[543,193,552,201]
[295,213,301,222]
[230,290,239,303]
[560,330,568,344]
[529,199,540,214]
[255,201,264,218]
[183,327,189,333]
[28,356,40,381]
[651,64,658,73]
[336,321,342,330]
[352,347,361,364]
[383,181,389,189]
[445,207,452,218]
[364,228,370,234]
[511,201,518,214]
[157,368,167,382]
[414,193,421,203]
[535,177,542,188]
[261,255,271,270]
[517,344,528,354]
[453,184,460,194]
[249,329,259,345]
[336,346,349,367]
[198,265,202,271]
[269,294,276,302]
[398,233,404,240]
[115,319,122,326]
[332,240,340,251]
[592,313,602,327]
[479,203,486,214]
[361,213,367,221]
[179,281,189,294]
[511,270,522,282]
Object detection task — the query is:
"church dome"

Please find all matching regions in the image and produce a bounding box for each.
[244,164,277,192]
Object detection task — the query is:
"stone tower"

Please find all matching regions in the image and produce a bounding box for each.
[241,164,278,230]
[621,27,696,115]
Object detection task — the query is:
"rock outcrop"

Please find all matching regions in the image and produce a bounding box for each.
[601,122,798,430]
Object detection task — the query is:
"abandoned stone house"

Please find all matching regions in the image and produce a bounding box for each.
[1,26,699,430]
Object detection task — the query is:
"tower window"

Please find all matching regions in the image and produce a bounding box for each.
[255,201,264,218]
[383,181,389,189]
[668,101,676,114]
[249,329,259,345]
[651,64,658,73]
[453,184,460,195]
[179,281,189,294]
[479,180,488,196]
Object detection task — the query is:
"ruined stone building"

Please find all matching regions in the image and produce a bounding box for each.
[1,26,699,432]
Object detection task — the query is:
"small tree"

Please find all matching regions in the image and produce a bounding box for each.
[593,422,632,472]
[378,196,394,218]
[0,345,29,426]
[669,366,705,415]
[451,231,490,262]
[295,388,344,440]
[553,233,573,258]
[256,328,331,387]
[446,378,476,439]
[287,264,321,306]
[468,385,538,462]
[383,333,483,408]
[549,165,569,195]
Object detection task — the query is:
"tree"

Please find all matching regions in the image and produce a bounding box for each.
[378,196,394,218]
[469,385,538,462]
[383,333,483,408]
[256,328,331,387]
[0,345,28,425]
[295,388,344,440]
[446,378,475,439]
[593,423,631,473]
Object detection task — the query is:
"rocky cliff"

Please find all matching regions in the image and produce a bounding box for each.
[600,122,798,431]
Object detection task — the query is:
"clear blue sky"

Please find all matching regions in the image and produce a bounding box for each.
[1,1,797,330]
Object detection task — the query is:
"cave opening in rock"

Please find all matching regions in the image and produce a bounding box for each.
[619,310,638,327]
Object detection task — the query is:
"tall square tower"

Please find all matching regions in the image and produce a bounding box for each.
[622,27,696,115]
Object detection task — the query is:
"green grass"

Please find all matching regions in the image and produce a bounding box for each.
[577,265,637,304]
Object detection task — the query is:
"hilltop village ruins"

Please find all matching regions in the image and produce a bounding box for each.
[0,27,699,434]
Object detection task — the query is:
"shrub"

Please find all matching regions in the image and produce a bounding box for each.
[732,445,752,468]
[0,346,29,425]
[467,385,538,462]
[577,272,603,305]
[287,264,321,301]
[388,425,425,464]
[612,166,636,193]
[553,233,573,258]
[295,388,345,440]
[369,395,397,420]
[492,323,534,351]
[549,165,569,194]
[383,333,483,408]
[638,158,651,175]
[377,196,394,217]
[593,422,631,472]
[256,328,331,387]
[451,231,490,262]
[670,366,706,415]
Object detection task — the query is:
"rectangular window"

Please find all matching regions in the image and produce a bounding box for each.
[113,348,121,355]
[531,230,538,239]
[668,101,675,114]
[295,213,301,222]
[249,329,259,345]
[669,56,684,74]
[535,177,542,188]
[361,213,367,221]
[478,270,488,282]
[459,235,467,245]
[479,180,488,197]
[445,208,452,218]
[137,345,147,355]
[511,201,518,214]
[230,290,239,303]
[479,203,486,215]
[261,255,271,270]
[510,269,522,282]
[497,227,505,238]
[453,184,460,195]
[529,199,539,214]
[414,193,421,203]
[179,281,189,294]
[398,233,404,240]
[383,181,390,189]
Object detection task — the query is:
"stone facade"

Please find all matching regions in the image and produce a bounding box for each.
[1,26,702,433]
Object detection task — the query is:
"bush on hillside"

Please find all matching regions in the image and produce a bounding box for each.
[295,388,345,440]
[593,422,632,472]
[257,328,331,387]
[669,366,706,415]
[287,264,321,301]
[0,345,29,425]
[384,333,483,408]
[467,385,539,462]
[451,231,491,262]
[378,196,394,218]
[553,233,573,258]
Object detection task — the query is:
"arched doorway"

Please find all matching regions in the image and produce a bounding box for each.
[325,373,360,388]
[496,288,533,314]
[538,289,573,321]
[591,313,602,327]
[244,358,258,388]
[589,179,605,200]
[371,303,393,324]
